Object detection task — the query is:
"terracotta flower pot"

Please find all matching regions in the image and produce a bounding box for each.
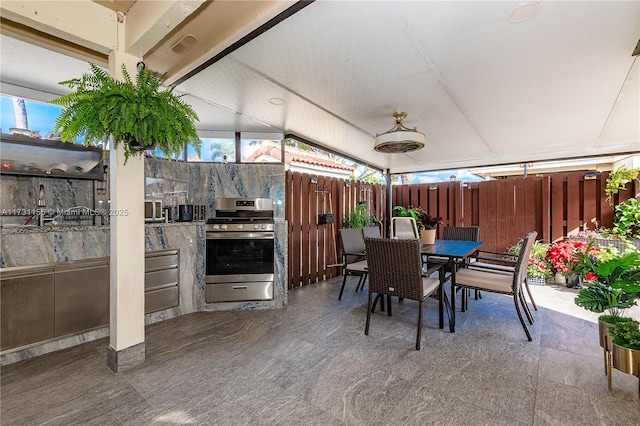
[421,229,436,245]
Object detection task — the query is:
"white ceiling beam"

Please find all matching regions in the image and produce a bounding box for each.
[124,0,206,58]
[0,0,117,54]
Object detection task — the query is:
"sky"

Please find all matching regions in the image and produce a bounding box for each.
[0,96,63,138]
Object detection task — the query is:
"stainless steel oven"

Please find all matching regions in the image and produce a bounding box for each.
[205,198,275,303]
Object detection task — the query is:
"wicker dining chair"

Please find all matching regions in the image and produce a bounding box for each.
[338,228,368,300]
[390,217,419,239]
[362,225,382,239]
[453,231,537,341]
[364,237,444,350]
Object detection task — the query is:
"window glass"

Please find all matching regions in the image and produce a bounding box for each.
[190,138,236,162]
[149,146,185,161]
[0,94,86,144]
[241,133,284,163]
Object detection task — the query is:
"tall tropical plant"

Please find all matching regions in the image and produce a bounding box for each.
[49,63,201,163]
[574,252,640,316]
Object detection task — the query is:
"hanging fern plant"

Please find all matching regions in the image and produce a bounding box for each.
[49,63,201,163]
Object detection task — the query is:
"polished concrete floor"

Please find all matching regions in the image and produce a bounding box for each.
[2,277,640,425]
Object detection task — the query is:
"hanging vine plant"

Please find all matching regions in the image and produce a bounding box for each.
[605,167,640,204]
[49,62,201,163]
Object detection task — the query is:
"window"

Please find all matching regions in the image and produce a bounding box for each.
[186,131,235,163]
[241,132,284,163]
[0,94,86,143]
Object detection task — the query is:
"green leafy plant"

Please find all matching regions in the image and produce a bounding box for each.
[609,318,640,350]
[605,167,639,204]
[343,202,376,229]
[392,205,441,231]
[574,252,640,316]
[509,239,551,278]
[49,63,201,163]
[612,198,640,239]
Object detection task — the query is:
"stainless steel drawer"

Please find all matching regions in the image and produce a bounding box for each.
[145,250,178,271]
[145,286,179,314]
[145,269,178,291]
[205,281,273,303]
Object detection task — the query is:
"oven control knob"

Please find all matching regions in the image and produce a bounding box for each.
[213,224,220,230]
[261,224,267,230]
[254,224,259,230]
[237,224,244,230]
[221,224,228,230]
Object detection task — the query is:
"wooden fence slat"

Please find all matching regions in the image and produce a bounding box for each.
[291,171,302,288]
[566,174,580,236]
[550,175,565,242]
[583,175,597,231]
[309,176,319,283]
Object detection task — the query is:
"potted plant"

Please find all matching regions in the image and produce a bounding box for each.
[511,240,552,286]
[574,252,640,374]
[545,239,600,287]
[608,318,640,395]
[393,206,441,243]
[343,202,377,229]
[49,63,201,163]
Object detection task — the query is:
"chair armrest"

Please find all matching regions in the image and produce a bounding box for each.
[467,262,514,274]
[475,249,517,258]
[472,255,517,265]
[422,264,443,277]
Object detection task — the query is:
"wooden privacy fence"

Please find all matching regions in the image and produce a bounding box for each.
[286,170,637,289]
[285,171,386,289]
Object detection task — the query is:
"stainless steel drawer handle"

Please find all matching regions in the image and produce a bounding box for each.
[232,286,248,290]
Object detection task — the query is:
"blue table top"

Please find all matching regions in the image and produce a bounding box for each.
[421,239,484,258]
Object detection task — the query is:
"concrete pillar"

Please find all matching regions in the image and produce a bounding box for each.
[106,18,146,373]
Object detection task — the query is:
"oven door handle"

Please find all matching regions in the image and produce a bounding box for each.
[206,232,274,239]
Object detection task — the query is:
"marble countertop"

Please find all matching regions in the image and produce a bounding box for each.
[0,221,205,235]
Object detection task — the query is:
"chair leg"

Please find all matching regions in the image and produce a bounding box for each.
[519,291,534,324]
[522,279,538,311]
[513,295,532,341]
[438,286,444,329]
[358,273,368,292]
[338,273,348,300]
[365,292,373,335]
[387,295,392,316]
[416,300,423,350]
[355,274,364,292]
[372,294,385,312]
[475,290,481,300]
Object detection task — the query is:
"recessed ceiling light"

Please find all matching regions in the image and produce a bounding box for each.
[269,98,285,105]
[508,2,542,24]
[530,123,546,129]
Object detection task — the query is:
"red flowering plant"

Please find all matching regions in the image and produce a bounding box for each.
[545,240,600,277]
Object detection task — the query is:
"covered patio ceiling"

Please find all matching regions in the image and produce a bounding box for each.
[1,1,638,174]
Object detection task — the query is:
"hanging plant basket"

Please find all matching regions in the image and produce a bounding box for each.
[49,63,201,164]
[127,139,157,151]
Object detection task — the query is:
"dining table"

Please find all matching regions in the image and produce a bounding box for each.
[421,239,485,332]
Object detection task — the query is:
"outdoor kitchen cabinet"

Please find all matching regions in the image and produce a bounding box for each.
[0,258,109,352]
[0,264,55,350]
[145,249,180,314]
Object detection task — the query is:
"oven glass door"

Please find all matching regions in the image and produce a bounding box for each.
[206,232,274,276]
